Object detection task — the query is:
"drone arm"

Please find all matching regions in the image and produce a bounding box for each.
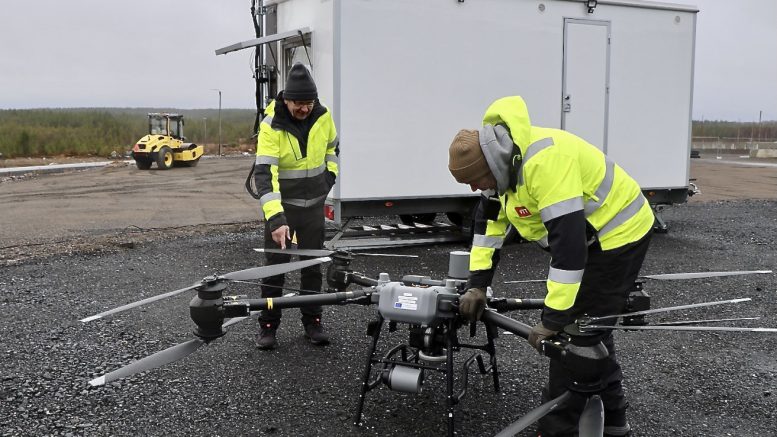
[488,298,544,312]
[480,309,532,339]
[223,289,373,317]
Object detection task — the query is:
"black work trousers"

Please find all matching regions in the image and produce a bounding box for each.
[259,203,325,327]
[538,230,652,437]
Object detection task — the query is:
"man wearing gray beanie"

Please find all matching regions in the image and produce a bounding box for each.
[252,63,339,350]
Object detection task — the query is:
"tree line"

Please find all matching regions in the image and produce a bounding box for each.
[692,120,777,141]
[0,108,257,158]
[1,109,774,159]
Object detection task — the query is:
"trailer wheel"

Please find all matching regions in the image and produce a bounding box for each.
[134,158,152,170]
[156,147,174,170]
[399,213,437,226]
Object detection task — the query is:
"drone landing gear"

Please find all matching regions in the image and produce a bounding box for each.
[353,317,500,437]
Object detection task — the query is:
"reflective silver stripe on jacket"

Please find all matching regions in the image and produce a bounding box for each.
[282,193,328,207]
[328,136,339,148]
[255,155,279,166]
[536,234,549,248]
[259,191,281,206]
[278,164,326,179]
[262,115,273,125]
[548,266,584,284]
[598,194,647,237]
[325,155,338,164]
[584,158,615,216]
[518,137,555,185]
[472,234,504,249]
[540,196,584,222]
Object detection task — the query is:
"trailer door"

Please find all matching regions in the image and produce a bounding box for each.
[562,19,610,152]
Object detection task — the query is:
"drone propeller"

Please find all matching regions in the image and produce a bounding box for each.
[88,314,253,387]
[641,270,772,280]
[494,391,571,436]
[578,395,604,437]
[254,248,418,258]
[80,257,331,323]
[504,269,772,284]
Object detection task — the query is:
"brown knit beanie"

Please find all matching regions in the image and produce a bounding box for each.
[448,129,491,183]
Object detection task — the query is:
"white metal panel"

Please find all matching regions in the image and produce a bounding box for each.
[274,0,335,111]
[335,0,563,200]
[562,19,610,151]
[590,5,695,189]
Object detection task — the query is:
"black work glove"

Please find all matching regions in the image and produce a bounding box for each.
[458,288,487,321]
[528,321,559,352]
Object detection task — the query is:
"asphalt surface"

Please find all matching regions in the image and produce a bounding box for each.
[1,155,776,436]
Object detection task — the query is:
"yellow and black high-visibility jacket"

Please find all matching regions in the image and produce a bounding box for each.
[254,94,339,230]
[468,96,654,330]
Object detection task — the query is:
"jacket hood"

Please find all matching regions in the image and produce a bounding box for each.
[479,96,533,194]
[478,125,514,195]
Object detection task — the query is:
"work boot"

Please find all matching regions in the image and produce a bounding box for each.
[303,317,330,346]
[255,323,278,350]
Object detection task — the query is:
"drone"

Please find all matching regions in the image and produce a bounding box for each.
[80,248,775,437]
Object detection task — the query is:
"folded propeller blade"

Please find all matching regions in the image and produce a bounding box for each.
[578,395,604,437]
[254,248,417,258]
[494,391,571,436]
[641,270,772,280]
[79,283,200,323]
[505,270,772,285]
[81,258,330,323]
[88,338,205,387]
[585,297,752,324]
[254,248,333,257]
[88,313,257,387]
[220,257,331,281]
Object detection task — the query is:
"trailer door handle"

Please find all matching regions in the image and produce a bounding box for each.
[563,94,572,113]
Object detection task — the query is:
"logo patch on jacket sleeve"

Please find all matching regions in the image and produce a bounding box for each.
[515,206,532,218]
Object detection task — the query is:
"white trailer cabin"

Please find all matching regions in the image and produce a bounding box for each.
[218,0,697,232]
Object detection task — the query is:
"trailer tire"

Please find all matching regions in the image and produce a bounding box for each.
[399,213,437,226]
[156,147,174,170]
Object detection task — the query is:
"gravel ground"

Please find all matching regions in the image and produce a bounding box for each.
[1,200,776,437]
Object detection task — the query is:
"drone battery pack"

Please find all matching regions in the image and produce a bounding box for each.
[377,282,458,325]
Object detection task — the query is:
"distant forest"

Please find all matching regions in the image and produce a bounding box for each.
[0,108,257,158]
[0,108,774,159]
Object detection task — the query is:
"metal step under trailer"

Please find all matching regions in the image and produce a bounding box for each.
[325,220,469,250]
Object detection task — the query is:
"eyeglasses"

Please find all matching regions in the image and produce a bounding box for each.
[289,100,315,109]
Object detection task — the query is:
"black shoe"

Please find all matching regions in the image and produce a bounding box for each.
[255,323,278,350]
[304,318,330,346]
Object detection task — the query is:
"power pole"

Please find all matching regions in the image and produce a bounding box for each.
[211,89,223,156]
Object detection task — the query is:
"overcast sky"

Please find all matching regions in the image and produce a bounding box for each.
[1,0,775,121]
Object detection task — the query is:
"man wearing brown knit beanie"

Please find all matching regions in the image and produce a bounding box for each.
[448,96,653,437]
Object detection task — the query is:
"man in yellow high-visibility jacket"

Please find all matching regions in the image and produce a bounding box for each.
[253,63,339,350]
[449,96,652,437]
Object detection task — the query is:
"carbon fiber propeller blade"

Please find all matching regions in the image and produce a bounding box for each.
[494,391,571,437]
[80,284,200,322]
[88,314,257,387]
[641,270,772,280]
[220,256,330,281]
[88,338,205,386]
[254,248,417,258]
[81,258,330,323]
[505,269,772,284]
[578,395,604,437]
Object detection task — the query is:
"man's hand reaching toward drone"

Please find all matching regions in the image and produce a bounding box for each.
[272,225,291,249]
[458,288,487,321]
[528,321,559,352]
